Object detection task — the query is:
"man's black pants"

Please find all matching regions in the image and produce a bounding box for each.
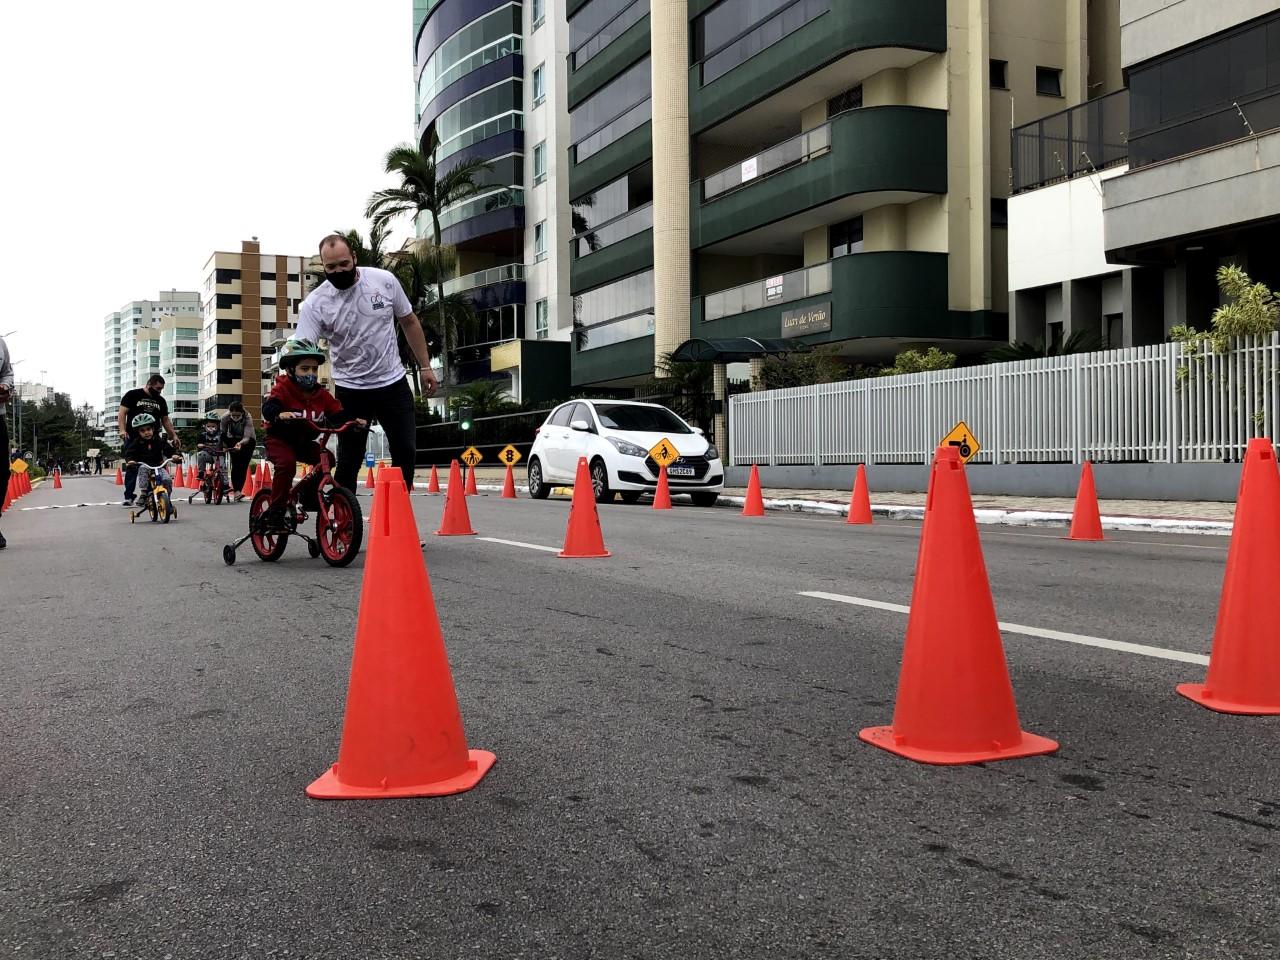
[334,378,417,492]
[0,416,9,515]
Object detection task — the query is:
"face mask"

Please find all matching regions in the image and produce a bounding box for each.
[293,373,319,390]
[327,268,357,290]
[231,414,243,423]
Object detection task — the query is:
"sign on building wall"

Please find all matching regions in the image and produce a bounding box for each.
[781,302,831,338]
[741,156,758,182]
[765,275,785,301]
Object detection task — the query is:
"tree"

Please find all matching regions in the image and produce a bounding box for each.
[1171,264,1279,357]
[757,345,848,390]
[365,135,492,389]
[985,330,1098,363]
[880,346,957,376]
[9,393,94,465]
[447,379,518,418]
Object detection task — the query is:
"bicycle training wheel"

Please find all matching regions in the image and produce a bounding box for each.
[317,485,363,567]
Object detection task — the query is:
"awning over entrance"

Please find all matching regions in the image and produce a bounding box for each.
[668,337,802,363]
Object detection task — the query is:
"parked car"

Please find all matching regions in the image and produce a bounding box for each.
[527,399,724,506]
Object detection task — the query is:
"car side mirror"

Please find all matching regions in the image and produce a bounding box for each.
[570,419,591,432]
[693,427,705,436]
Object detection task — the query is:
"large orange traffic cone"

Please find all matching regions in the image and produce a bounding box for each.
[465,466,479,497]
[436,461,476,536]
[52,470,62,490]
[1178,438,1280,713]
[365,464,375,489]
[560,457,610,558]
[307,467,495,799]
[427,464,441,494]
[115,465,123,486]
[652,465,672,510]
[1067,462,1103,541]
[859,446,1059,765]
[3,477,12,512]
[501,465,517,499]
[742,464,766,517]
[847,464,872,525]
[173,462,185,488]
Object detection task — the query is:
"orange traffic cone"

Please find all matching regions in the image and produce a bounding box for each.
[465,466,479,497]
[53,470,62,490]
[307,467,495,799]
[3,477,12,511]
[859,446,1059,765]
[501,465,517,499]
[188,465,197,487]
[115,465,123,486]
[436,460,476,536]
[1178,437,1280,713]
[652,465,672,510]
[427,464,441,494]
[365,464,376,489]
[241,465,255,499]
[742,464,766,517]
[20,472,29,496]
[560,457,610,558]
[1067,462,1103,541]
[173,462,185,488]
[847,464,872,525]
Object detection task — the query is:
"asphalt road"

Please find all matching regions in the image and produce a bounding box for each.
[2,475,1277,960]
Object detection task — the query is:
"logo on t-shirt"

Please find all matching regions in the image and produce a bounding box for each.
[369,292,388,311]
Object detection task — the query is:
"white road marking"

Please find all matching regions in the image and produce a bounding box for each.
[798,590,1209,666]
[20,502,119,511]
[478,537,561,554]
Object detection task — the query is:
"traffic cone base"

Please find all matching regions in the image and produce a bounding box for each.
[1175,683,1280,716]
[307,750,497,799]
[858,726,1059,766]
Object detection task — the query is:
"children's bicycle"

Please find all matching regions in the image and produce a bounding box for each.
[222,421,363,567]
[128,459,181,524]
[189,447,232,506]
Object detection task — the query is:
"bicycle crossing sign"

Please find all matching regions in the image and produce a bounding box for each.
[941,421,981,463]
[461,446,484,468]
[648,438,680,468]
[498,444,522,467]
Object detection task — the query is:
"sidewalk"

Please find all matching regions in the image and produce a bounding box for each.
[455,466,1235,536]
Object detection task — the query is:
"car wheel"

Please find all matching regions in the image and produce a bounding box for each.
[691,493,720,507]
[528,458,551,499]
[619,491,642,504]
[590,458,614,503]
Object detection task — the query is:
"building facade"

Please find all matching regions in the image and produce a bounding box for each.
[200,239,309,422]
[1010,0,1280,349]
[563,0,1116,390]
[413,0,574,403]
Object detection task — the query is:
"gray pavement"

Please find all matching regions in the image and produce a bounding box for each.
[2,474,1278,959]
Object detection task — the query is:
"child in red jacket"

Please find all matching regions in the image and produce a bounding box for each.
[259,338,366,528]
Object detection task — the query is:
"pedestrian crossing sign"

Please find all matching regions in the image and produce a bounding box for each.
[940,422,981,463]
[498,444,522,466]
[648,438,680,468]
[461,446,483,468]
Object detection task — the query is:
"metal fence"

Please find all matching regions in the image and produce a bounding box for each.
[1012,89,1129,194]
[415,409,550,467]
[730,337,1280,466]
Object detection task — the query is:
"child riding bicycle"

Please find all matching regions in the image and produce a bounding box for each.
[195,411,230,488]
[124,413,179,502]
[260,338,366,531]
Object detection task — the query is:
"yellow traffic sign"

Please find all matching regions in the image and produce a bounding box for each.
[461,446,483,468]
[10,458,27,474]
[941,421,981,463]
[648,438,680,469]
[498,444,522,467]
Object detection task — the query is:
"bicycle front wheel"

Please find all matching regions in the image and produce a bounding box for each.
[318,485,363,567]
[156,490,172,524]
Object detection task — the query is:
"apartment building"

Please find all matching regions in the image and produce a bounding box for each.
[102,289,202,445]
[413,0,574,403]
[564,0,1120,393]
[199,239,310,421]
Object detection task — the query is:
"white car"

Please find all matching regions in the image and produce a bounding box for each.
[527,399,725,506]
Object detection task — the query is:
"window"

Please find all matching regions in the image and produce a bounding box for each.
[573,269,655,350]
[533,140,547,185]
[215,293,241,309]
[991,59,1008,90]
[534,221,547,261]
[532,63,546,106]
[570,0,646,68]
[533,0,545,28]
[549,404,575,427]
[216,369,237,385]
[1036,66,1063,98]
[287,273,299,282]
[215,268,241,284]
[261,272,276,280]
[570,57,651,161]
[829,217,864,258]
[827,84,863,118]
[695,0,830,84]
[417,5,522,107]
[535,298,549,339]
[991,198,1008,227]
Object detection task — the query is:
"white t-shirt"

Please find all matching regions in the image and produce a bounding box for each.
[296,266,414,390]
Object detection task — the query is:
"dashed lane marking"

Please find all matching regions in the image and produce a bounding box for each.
[20,502,121,511]
[477,537,561,554]
[798,590,1209,666]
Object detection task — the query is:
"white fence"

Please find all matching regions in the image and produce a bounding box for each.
[729,337,1280,466]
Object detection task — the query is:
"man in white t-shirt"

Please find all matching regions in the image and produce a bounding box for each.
[296,234,438,492]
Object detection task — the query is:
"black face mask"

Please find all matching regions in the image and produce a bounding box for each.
[327,267,357,290]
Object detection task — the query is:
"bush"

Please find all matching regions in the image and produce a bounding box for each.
[880,347,957,376]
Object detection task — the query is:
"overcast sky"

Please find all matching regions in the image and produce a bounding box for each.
[0,0,417,408]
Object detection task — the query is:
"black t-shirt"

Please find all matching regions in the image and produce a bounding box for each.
[198,422,220,448]
[125,434,176,468]
[120,388,169,437]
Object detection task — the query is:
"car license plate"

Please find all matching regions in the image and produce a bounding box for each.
[668,465,696,478]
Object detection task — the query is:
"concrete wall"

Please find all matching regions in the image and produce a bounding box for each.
[727,462,1243,501]
[1120,0,1280,68]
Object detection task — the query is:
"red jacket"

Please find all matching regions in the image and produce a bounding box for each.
[261,374,346,437]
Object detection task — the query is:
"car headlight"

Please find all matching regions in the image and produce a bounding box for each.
[607,437,648,458]
[705,443,720,461]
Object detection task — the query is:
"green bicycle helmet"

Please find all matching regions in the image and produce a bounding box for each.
[279,337,326,369]
[131,413,157,429]
[203,411,221,423]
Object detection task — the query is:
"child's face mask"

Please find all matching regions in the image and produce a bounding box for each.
[292,373,319,391]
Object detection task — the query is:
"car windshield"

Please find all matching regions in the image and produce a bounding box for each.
[593,404,692,434]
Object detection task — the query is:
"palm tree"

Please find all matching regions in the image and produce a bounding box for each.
[305,223,392,296]
[365,133,493,389]
[985,330,1099,363]
[448,379,518,418]
[388,242,478,389]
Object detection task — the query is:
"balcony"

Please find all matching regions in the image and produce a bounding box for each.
[570,204,654,293]
[439,187,525,250]
[691,106,947,252]
[426,264,525,312]
[568,6,650,110]
[1012,90,1129,194]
